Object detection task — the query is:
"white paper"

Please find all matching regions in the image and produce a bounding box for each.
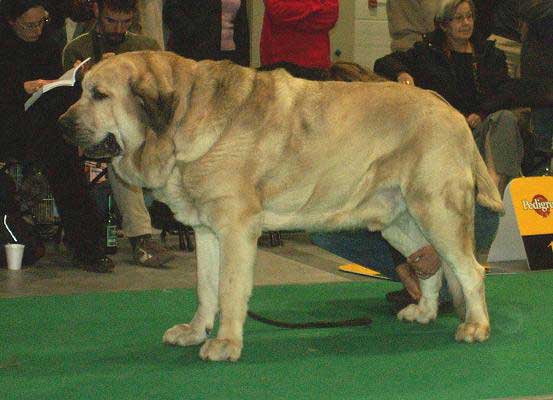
[24,57,91,111]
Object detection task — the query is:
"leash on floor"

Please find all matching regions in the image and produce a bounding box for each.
[247,310,372,329]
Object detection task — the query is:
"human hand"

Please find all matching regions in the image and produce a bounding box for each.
[397,72,415,86]
[407,245,441,280]
[23,79,54,94]
[466,113,482,128]
[368,0,378,8]
[102,52,116,60]
[396,263,421,300]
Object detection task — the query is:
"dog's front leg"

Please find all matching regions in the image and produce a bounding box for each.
[163,226,220,347]
[199,214,261,362]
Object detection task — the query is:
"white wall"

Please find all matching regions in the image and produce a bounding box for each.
[353,0,391,70]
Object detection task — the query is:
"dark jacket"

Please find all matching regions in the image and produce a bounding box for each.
[373,30,553,116]
[163,0,250,66]
[0,23,63,160]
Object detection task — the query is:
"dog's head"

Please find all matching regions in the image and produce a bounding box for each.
[59,51,179,160]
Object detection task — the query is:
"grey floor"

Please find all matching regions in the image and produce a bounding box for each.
[0,230,530,298]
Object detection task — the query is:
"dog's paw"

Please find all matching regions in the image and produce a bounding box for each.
[163,323,208,347]
[455,322,490,343]
[397,304,437,324]
[199,338,242,362]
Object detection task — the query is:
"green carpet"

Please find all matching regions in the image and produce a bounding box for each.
[1,272,553,400]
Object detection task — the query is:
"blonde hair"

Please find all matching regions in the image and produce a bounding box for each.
[328,61,386,83]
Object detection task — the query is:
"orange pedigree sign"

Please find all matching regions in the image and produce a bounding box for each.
[510,177,553,236]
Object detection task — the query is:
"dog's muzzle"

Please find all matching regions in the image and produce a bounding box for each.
[83,133,122,159]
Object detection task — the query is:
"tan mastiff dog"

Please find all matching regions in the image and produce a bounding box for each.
[60,51,503,361]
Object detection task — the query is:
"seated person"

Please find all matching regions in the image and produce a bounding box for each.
[0,0,113,272]
[311,202,500,312]
[63,0,173,268]
[263,58,502,312]
[374,0,551,195]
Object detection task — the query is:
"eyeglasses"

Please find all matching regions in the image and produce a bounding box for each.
[18,16,50,31]
[450,13,473,23]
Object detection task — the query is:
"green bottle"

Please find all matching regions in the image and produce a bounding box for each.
[105,193,118,254]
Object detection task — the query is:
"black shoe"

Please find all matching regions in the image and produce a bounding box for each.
[387,289,417,314]
[385,288,414,304]
[73,255,115,273]
[386,289,454,314]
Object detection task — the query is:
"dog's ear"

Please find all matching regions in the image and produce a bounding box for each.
[130,72,177,135]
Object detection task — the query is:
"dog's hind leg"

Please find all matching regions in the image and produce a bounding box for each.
[442,263,466,319]
[163,226,220,347]
[405,183,490,343]
[381,212,441,323]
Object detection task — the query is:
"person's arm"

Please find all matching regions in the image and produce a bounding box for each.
[263,0,339,32]
[475,47,514,116]
[373,46,419,82]
[234,3,251,66]
[518,0,553,24]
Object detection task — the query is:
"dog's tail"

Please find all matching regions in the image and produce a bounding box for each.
[473,144,505,214]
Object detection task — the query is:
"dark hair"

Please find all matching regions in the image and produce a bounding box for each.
[0,0,45,21]
[97,0,137,13]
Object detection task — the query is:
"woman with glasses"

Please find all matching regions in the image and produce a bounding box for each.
[0,0,115,273]
[0,0,60,159]
[375,0,528,195]
[371,0,552,310]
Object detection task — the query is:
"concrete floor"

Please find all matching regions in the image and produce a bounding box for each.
[0,231,531,299]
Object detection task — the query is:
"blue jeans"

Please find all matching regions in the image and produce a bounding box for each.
[309,203,499,282]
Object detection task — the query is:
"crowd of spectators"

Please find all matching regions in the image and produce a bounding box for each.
[0,1,551,313]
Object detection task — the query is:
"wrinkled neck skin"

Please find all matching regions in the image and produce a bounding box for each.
[112,128,177,189]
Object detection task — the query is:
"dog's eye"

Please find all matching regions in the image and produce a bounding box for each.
[92,88,108,100]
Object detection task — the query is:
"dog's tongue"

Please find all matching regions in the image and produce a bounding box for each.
[84,133,121,159]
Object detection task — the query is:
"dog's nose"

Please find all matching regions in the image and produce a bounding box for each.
[58,114,76,141]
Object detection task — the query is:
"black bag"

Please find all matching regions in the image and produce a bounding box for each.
[0,168,44,267]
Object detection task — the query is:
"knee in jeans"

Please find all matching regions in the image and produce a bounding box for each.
[493,109,517,127]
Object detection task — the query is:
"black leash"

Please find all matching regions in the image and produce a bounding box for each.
[247,310,371,329]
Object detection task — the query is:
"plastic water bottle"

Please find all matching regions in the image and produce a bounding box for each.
[105,193,118,254]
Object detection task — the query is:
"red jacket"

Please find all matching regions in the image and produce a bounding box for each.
[260,0,339,69]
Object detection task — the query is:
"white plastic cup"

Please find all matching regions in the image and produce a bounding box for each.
[5,244,25,271]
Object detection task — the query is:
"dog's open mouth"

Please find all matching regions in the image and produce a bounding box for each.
[83,133,122,159]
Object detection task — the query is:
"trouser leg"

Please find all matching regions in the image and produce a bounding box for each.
[108,166,152,238]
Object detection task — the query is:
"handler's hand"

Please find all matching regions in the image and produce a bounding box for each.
[368,0,378,8]
[407,245,441,280]
[397,72,415,86]
[396,263,421,301]
[23,79,54,94]
[466,113,482,128]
